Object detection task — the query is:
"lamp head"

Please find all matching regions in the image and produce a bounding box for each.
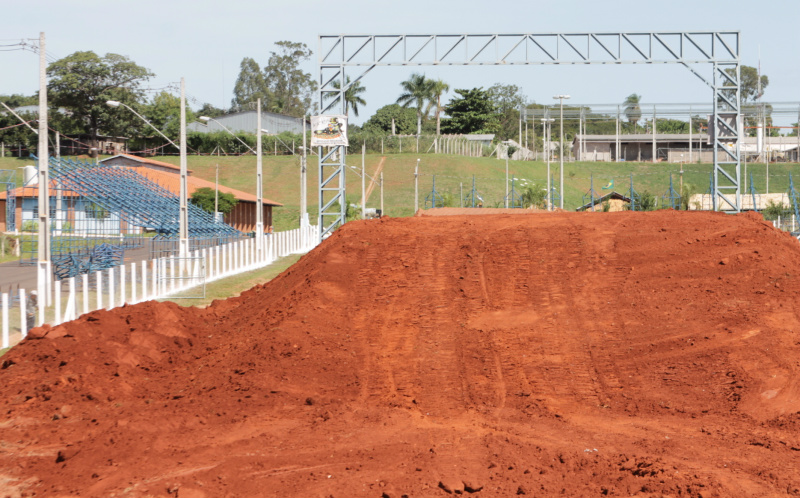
[106,100,121,108]
[260,129,269,134]
[199,116,211,122]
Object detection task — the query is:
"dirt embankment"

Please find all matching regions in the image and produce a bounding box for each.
[2,210,800,497]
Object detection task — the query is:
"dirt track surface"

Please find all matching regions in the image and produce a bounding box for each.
[3,211,800,497]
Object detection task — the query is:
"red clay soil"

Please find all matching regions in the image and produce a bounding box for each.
[3,211,800,498]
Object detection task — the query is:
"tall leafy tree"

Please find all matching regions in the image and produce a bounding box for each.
[146,91,196,141]
[487,83,527,140]
[263,41,316,117]
[47,51,153,144]
[362,104,417,135]
[724,65,768,103]
[330,76,367,117]
[623,93,642,132]
[190,187,237,215]
[425,79,450,136]
[396,73,434,136]
[440,87,500,135]
[231,57,269,111]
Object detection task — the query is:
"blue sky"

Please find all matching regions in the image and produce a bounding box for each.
[3,0,799,125]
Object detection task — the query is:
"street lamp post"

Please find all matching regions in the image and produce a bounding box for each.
[107,77,189,258]
[199,109,269,259]
[553,95,570,209]
[541,118,555,211]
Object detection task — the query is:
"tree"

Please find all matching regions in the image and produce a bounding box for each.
[330,76,367,117]
[190,187,238,215]
[623,93,642,132]
[195,102,226,119]
[362,104,417,135]
[263,41,316,117]
[440,87,500,135]
[231,57,269,111]
[487,83,527,140]
[396,73,434,136]
[146,91,196,141]
[425,79,450,136]
[725,65,768,103]
[47,51,153,145]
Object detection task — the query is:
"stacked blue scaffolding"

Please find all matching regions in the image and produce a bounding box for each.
[21,158,241,279]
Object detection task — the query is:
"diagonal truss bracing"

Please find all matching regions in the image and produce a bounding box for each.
[317,32,741,237]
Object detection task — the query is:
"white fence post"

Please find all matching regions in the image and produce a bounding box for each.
[82,273,89,316]
[19,289,27,338]
[108,267,115,311]
[154,259,160,298]
[141,260,148,302]
[169,255,176,292]
[54,280,62,326]
[2,292,9,349]
[66,277,76,322]
[96,271,103,311]
[130,262,137,304]
[215,245,221,277]
[120,264,127,305]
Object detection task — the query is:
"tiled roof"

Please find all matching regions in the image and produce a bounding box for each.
[99,154,193,173]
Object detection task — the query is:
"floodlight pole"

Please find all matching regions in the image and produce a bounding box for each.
[256,98,264,257]
[179,77,188,258]
[301,116,308,227]
[415,159,420,212]
[554,95,570,209]
[542,118,554,211]
[37,31,50,322]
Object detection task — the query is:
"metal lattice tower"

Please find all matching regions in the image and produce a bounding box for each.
[505,177,523,209]
[628,173,641,211]
[662,174,681,210]
[424,175,444,209]
[549,175,560,209]
[788,174,800,223]
[463,175,481,208]
[748,172,759,213]
[582,174,599,211]
[319,31,741,230]
[0,170,16,232]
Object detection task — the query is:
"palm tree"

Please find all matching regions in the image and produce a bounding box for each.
[623,93,642,133]
[331,76,367,117]
[396,73,434,136]
[424,79,450,136]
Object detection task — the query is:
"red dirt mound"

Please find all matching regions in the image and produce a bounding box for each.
[2,210,800,497]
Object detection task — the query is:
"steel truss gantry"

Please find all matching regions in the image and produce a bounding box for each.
[318,31,742,235]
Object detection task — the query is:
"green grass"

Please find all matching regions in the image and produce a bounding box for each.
[160,253,302,308]
[4,154,800,233]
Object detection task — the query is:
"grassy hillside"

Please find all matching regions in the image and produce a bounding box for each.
[2,154,799,231]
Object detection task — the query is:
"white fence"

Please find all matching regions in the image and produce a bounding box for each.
[1,224,318,350]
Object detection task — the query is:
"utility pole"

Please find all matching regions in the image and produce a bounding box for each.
[179,77,189,259]
[380,171,384,216]
[415,159,419,212]
[554,95,570,210]
[214,163,219,219]
[37,31,51,321]
[505,146,509,208]
[543,118,554,210]
[361,142,366,219]
[301,115,307,226]
[256,98,263,256]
